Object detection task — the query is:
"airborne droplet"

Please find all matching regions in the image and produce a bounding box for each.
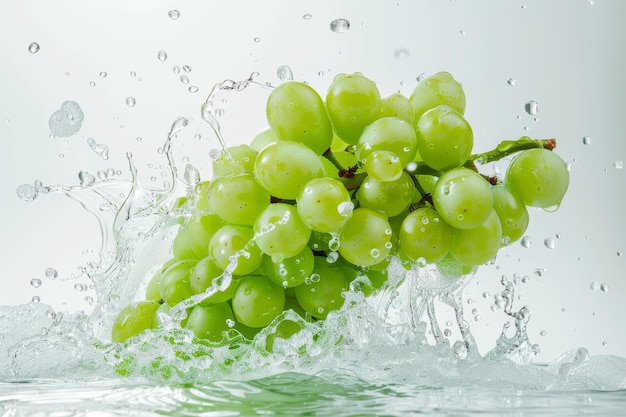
[125,96,136,107]
[157,50,168,62]
[168,9,180,20]
[277,65,294,81]
[330,18,350,33]
[28,42,40,53]
[524,100,539,115]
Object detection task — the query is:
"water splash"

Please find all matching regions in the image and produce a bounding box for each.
[49,101,84,138]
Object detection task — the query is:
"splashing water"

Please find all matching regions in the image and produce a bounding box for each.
[3,75,626,417]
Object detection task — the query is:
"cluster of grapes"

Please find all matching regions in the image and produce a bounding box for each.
[111,72,569,347]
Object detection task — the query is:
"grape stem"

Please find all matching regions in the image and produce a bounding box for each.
[466,137,556,166]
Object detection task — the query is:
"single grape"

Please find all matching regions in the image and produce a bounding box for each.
[212,145,258,178]
[338,208,393,267]
[254,141,325,200]
[449,210,503,266]
[185,302,235,342]
[266,81,334,155]
[249,128,279,152]
[162,277,195,307]
[326,72,382,145]
[209,174,270,226]
[111,301,161,343]
[491,184,529,245]
[294,257,349,319]
[356,172,416,217]
[145,271,162,302]
[254,203,312,260]
[208,225,263,276]
[355,117,417,167]
[297,177,353,233]
[363,150,403,182]
[409,71,466,125]
[415,104,473,171]
[172,225,198,261]
[232,275,285,328]
[380,92,415,124]
[159,259,198,305]
[189,256,239,304]
[399,206,454,264]
[261,245,315,287]
[432,167,494,229]
[184,213,224,259]
[505,148,569,210]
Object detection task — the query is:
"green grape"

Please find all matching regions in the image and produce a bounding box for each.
[491,184,529,245]
[399,206,454,264]
[449,210,503,266]
[194,180,211,213]
[505,148,569,210]
[265,318,302,352]
[189,256,239,304]
[432,167,494,229]
[380,92,415,124]
[159,259,198,303]
[294,257,349,319]
[162,276,194,307]
[409,71,466,125]
[254,141,325,200]
[185,302,235,342]
[209,174,270,226]
[145,271,162,302]
[296,177,353,233]
[355,117,417,167]
[326,72,382,145]
[184,213,224,259]
[338,208,393,267]
[307,231,335,252]
[261,245,315,288]
[249,128,279,152]
[111,301,160,343]
[266,81,334,155]
[254,203,312,261]
[172,225,198,260]
[208,225,263,276]
[415,104,473,171]
[212,145,258,178]
[232,275,286,328]
[363,150,403,182]
[356,172,416,217]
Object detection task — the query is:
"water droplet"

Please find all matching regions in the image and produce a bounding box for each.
[28,42,40,53]
[337,201,354,217]
[184,164,200,185]
[582,136,592,145]
[544,237,557,249]
[416,257,427,268]
[540,330,547,336]
[188,86,199,93]
[443,329,452,337]
[533,268,546,277]
[303,13,312,20]
[277,65,294,81]
[520,236,532,248]
[125,96,136,107]
[416,72,429,82]
[130,71,136,77]
[173,66,180,74]
[74,283,87,292]
[180,75,189,84]
[86,138,109,160]
[30,278,42,288]
[253,37,261,43]
[613,160,623,169]
[590,281,600,291]
[459,29,466,35]
[370,248,380,258]
[89,81,96,87]
[330,18,350,33]
[394,48,409,59]
[183,65,192,73]
[600,283,609,292]
[157,50,168,62]
[326,252,339,263]
[32,296,41,303]
[78,170,96,186]
[524,100,539,115]
[168,9,180,20]
[507,78,517,86]
[49,101,84,137]
[44,268,58,280]
[16,184,38,202]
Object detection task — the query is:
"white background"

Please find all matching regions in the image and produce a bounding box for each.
[0,0,624,362]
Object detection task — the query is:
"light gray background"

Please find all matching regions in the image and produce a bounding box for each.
[0,0,624,362]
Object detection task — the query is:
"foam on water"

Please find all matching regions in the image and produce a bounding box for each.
[3,76,626,401]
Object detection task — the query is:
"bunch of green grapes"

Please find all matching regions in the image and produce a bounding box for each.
[112,71,569,347]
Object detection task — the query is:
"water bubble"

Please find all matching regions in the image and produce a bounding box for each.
[74,283,87,292]
[326,252,339,263]
[330,18,350,33]
[157,50,168,62]
[520,236,532,248]
[507,78,517,86]
[582,136,592,145]
[443,329,452,337]
[168,9,180,20]
[416,257,427,268]
[78,171,96,186]
[370,248,380,258]
[337,201,354,217]
[328,237,340,252]
[49,101,84,137]
[524,100,539,115]
[30,278,42,288]
[394,49,409,59]
[28,42,40,53]
[303,13,312,20]
[16,184,38,202]
[544,237,557,249]
[125,96,136,107]
[613,160,623,169]
[45,268,58,279]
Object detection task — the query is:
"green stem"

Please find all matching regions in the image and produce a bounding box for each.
[467,137,556,166]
